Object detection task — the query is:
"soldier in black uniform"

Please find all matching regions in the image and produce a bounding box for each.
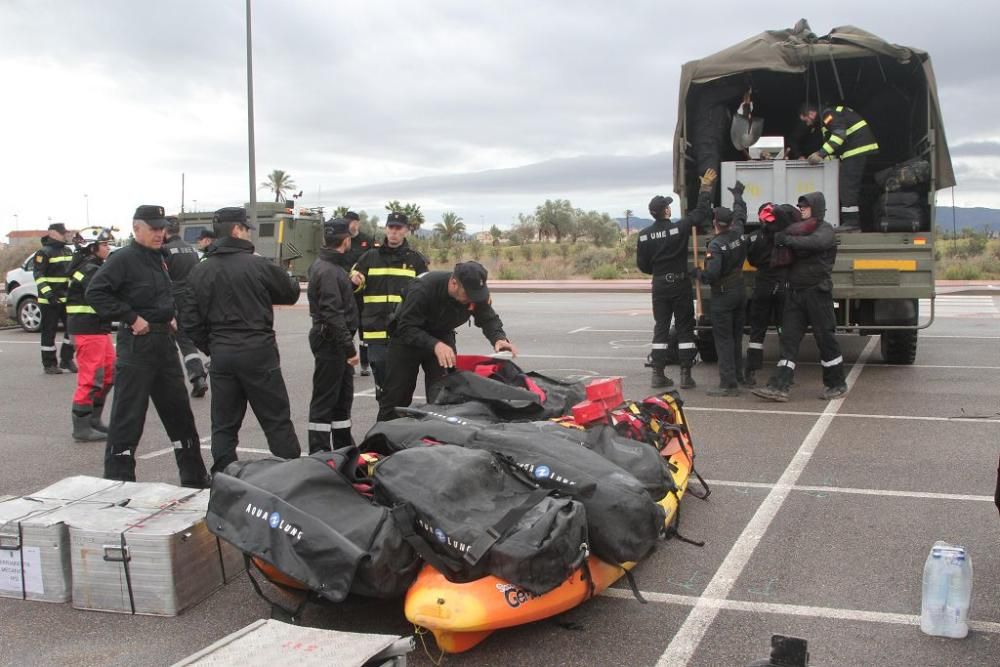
[697,181,748,396]
[195,228,216,257]
[377,261,516,421]
[743,202,798,386]
[306,218,360,452]
[344,211,374,376]
[86,205,210,486]
[636,168,716,389]
[753,192,848,402]
[34,222,76,374]
[162,217,209,398]
[180,207,302,473]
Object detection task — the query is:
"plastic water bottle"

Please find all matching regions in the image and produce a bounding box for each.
[920,542,972,638]
[943,548,973,638]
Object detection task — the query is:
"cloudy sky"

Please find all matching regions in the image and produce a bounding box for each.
[1,0,998,240]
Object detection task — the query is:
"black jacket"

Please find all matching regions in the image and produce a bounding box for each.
[781,192,837,290]
[788,119,823,159]
[391,271,506,351]
[307,248,359,356]
[33,237,74,305]
[636,190,713,276]
[352,240,428,342]
[87,242,175,325]
[66,252,111,335]
[345,231,375,268]
[701,193,747,290]
[819,106,879,160]
[162,235,200,283]
[180,237,300,353]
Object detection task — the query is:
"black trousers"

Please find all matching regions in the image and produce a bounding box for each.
[367,341,388,390]
[307,328,354,453]
[174,330,207,384]
[39,302,73,368]
[377,339,450,421]
[651,277,696,369]
[767,286,845,390]
[209,344,300,474]
[103,328,207,484]
[839,156,867,227]
[709,285,745,388]
[745,277,784,371]
[355,294,369,367]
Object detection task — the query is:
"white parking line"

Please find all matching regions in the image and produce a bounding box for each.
[602,589,1000,635]
[138,441,271,460]
[658,336,879,666]
[686,406,1000,424]
[706,479,995,503]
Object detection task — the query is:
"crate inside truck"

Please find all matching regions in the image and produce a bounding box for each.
[673,19,953,365]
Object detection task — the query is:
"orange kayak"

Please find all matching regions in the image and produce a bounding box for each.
[404,431,695,653]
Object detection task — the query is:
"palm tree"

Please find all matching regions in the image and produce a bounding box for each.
[259,169,297,202]
[385,201,425,230]
[434,212,467,242]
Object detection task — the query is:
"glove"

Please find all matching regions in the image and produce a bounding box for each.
[774,231,788,247]
[807,152,824,165]
[699,168,718,193]
[727,180,745,197]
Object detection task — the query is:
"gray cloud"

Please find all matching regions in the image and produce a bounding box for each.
[950,141,1000,158]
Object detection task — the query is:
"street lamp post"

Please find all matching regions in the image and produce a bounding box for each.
[85,194,89,225]
[246,0,258,228]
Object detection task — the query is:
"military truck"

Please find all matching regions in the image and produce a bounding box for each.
[178,202,325,279]
[673,20,953,364]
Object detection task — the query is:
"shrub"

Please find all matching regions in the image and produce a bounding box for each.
[591,264,622,279]
[558,244,571,260]
[519,244,534,261]
[539,243,551,259]
[504,247,517,262]
[435,247,451,264]
[497,263,525,280]
[573,247,617,275]
[942,263,982,280]
[467,240,483,261]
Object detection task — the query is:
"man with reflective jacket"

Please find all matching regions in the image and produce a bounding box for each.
[377,261,516,421]
[180,207,302,473]
[752,192,848,402]
[86,205,210,486]
[34,222,76,374]
[65,227,116,442]
[802,104,879,233]
[343,211,374,376]
[636,168,716,390]
[350,211,428,396]
[306,218,360,453]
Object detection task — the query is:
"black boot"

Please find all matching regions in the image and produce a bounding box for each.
[742,368,757,387]
[59,345,78,373]
[308,429,332,454]
[190,376,209,398]
[680,366,696,389]
[89,402,109,433]
[175,438,211,488]
[72,410,106,442]
[651,367,673,389]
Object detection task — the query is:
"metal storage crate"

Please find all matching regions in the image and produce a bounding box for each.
[720,160,840,227]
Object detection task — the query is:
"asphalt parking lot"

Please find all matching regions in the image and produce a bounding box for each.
[1,291,998,666]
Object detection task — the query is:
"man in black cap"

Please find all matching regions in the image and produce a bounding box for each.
[180,206,302,473]
[306,218,359,452]
[195,228,216,257]
[343,211,374,376]
[86,205,210,486]
[696,181,748,396]
[636,168,716,390]
[351,211,428,396]
[163,217,209,398]
[376,261,516,421]
[33,222,76,374]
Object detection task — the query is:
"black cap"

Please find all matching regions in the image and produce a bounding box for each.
[213,207,255,230]
[133,205,169,229]
[453,261,490,303]
[386,211,408,227]
[713,207,734,225]
[165,216,180,233]
[648,195,673,218]
[48,222,68,234]
[344,211,360,222]
[197,228,216,240]
[324,217,350,241]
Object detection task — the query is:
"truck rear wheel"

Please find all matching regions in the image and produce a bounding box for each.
[880,330,918,365]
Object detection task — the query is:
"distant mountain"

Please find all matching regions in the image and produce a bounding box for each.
[935,207,1000,235]
[614,216,653,231]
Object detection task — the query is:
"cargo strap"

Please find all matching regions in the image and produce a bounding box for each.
[244,554,313,624]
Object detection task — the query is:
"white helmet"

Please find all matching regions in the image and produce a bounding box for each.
[74,226,115,247]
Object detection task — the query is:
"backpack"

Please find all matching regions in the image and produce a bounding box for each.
[373,445,589,595]
[207,449,420,602]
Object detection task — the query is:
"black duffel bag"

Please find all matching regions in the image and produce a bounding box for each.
[466,422,667,564]
[374,445,589,595]
[207,449,420,602]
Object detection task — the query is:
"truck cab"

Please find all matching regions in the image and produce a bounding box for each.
[673,20,953,364]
